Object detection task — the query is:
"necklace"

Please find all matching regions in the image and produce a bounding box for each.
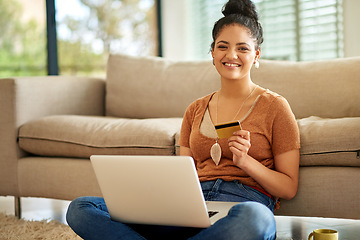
[210,85,258,165]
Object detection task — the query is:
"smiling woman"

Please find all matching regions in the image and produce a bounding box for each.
[211,25,260,83]
[179,0,300,238]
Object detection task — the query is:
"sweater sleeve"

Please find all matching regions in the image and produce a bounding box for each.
[179,103,195,148]
[271,96,301,156]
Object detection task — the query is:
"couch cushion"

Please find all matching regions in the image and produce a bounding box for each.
[298,116,360,166]
[173,117,360,167]
[106,54,220,118]
[251,57,360,119]
[18,115,183,157]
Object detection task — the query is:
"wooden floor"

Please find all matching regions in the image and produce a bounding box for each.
[1,196,360,240]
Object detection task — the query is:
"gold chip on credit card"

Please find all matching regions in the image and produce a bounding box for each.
[215,121,242,139]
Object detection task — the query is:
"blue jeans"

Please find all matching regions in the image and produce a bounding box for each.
[66,179,276,240]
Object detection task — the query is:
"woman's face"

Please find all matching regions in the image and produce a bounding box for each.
[211,24,260,82]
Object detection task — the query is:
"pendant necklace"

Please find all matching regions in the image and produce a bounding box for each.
[210,85,258,165]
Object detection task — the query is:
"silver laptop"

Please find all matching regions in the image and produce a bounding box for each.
[90,155,239,228]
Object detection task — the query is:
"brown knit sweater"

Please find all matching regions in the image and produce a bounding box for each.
[179,90,300,207]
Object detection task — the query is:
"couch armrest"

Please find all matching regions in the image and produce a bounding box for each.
[0,76,105,196]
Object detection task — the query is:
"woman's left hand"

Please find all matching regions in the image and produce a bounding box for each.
[228,130,252,167]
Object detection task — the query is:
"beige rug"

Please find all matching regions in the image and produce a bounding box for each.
[0,213,82,240]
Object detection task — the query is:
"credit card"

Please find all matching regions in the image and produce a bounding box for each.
[215,121,242,139]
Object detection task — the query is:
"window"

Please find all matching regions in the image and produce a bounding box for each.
[0,0,158,77]
[189,1,225,60]
[188,0,343,61]
[56,0,158,76]
[253,0,297,60]
[255,0,343,61]
[0,0,47,77]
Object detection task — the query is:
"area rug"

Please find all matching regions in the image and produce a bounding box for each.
[0,213,82,240]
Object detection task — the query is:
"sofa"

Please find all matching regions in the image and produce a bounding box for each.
[1,54,359,219]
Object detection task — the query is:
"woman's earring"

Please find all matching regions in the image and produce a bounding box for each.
[212,59,215,66]
[254,60,260,69]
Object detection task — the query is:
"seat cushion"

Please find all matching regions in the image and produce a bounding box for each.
[298,116,360,166]
[18,115,183,157]
[18,115,360,166]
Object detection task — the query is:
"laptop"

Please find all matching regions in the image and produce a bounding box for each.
[90,155,239,228]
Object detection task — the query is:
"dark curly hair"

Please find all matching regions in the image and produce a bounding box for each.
[211,0,263,50]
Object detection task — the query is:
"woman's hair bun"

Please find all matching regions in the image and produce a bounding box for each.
[211,0,263,50]
[222,0,259,22]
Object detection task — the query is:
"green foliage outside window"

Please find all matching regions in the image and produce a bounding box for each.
[0,0,157,77]
[0,0,46,77]
[57,0,157,76]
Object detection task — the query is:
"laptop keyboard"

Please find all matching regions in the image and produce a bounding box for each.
[208,211,219,218]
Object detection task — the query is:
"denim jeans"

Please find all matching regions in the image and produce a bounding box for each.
[66,179,276,240]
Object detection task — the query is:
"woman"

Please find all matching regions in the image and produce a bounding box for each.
[67,0,300,239]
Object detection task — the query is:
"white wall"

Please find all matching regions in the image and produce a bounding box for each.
[161,0,192,60]
[161,0,360,60]
[343,0,360,57]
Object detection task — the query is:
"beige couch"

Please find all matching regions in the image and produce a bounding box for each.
[1,54,359,219]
